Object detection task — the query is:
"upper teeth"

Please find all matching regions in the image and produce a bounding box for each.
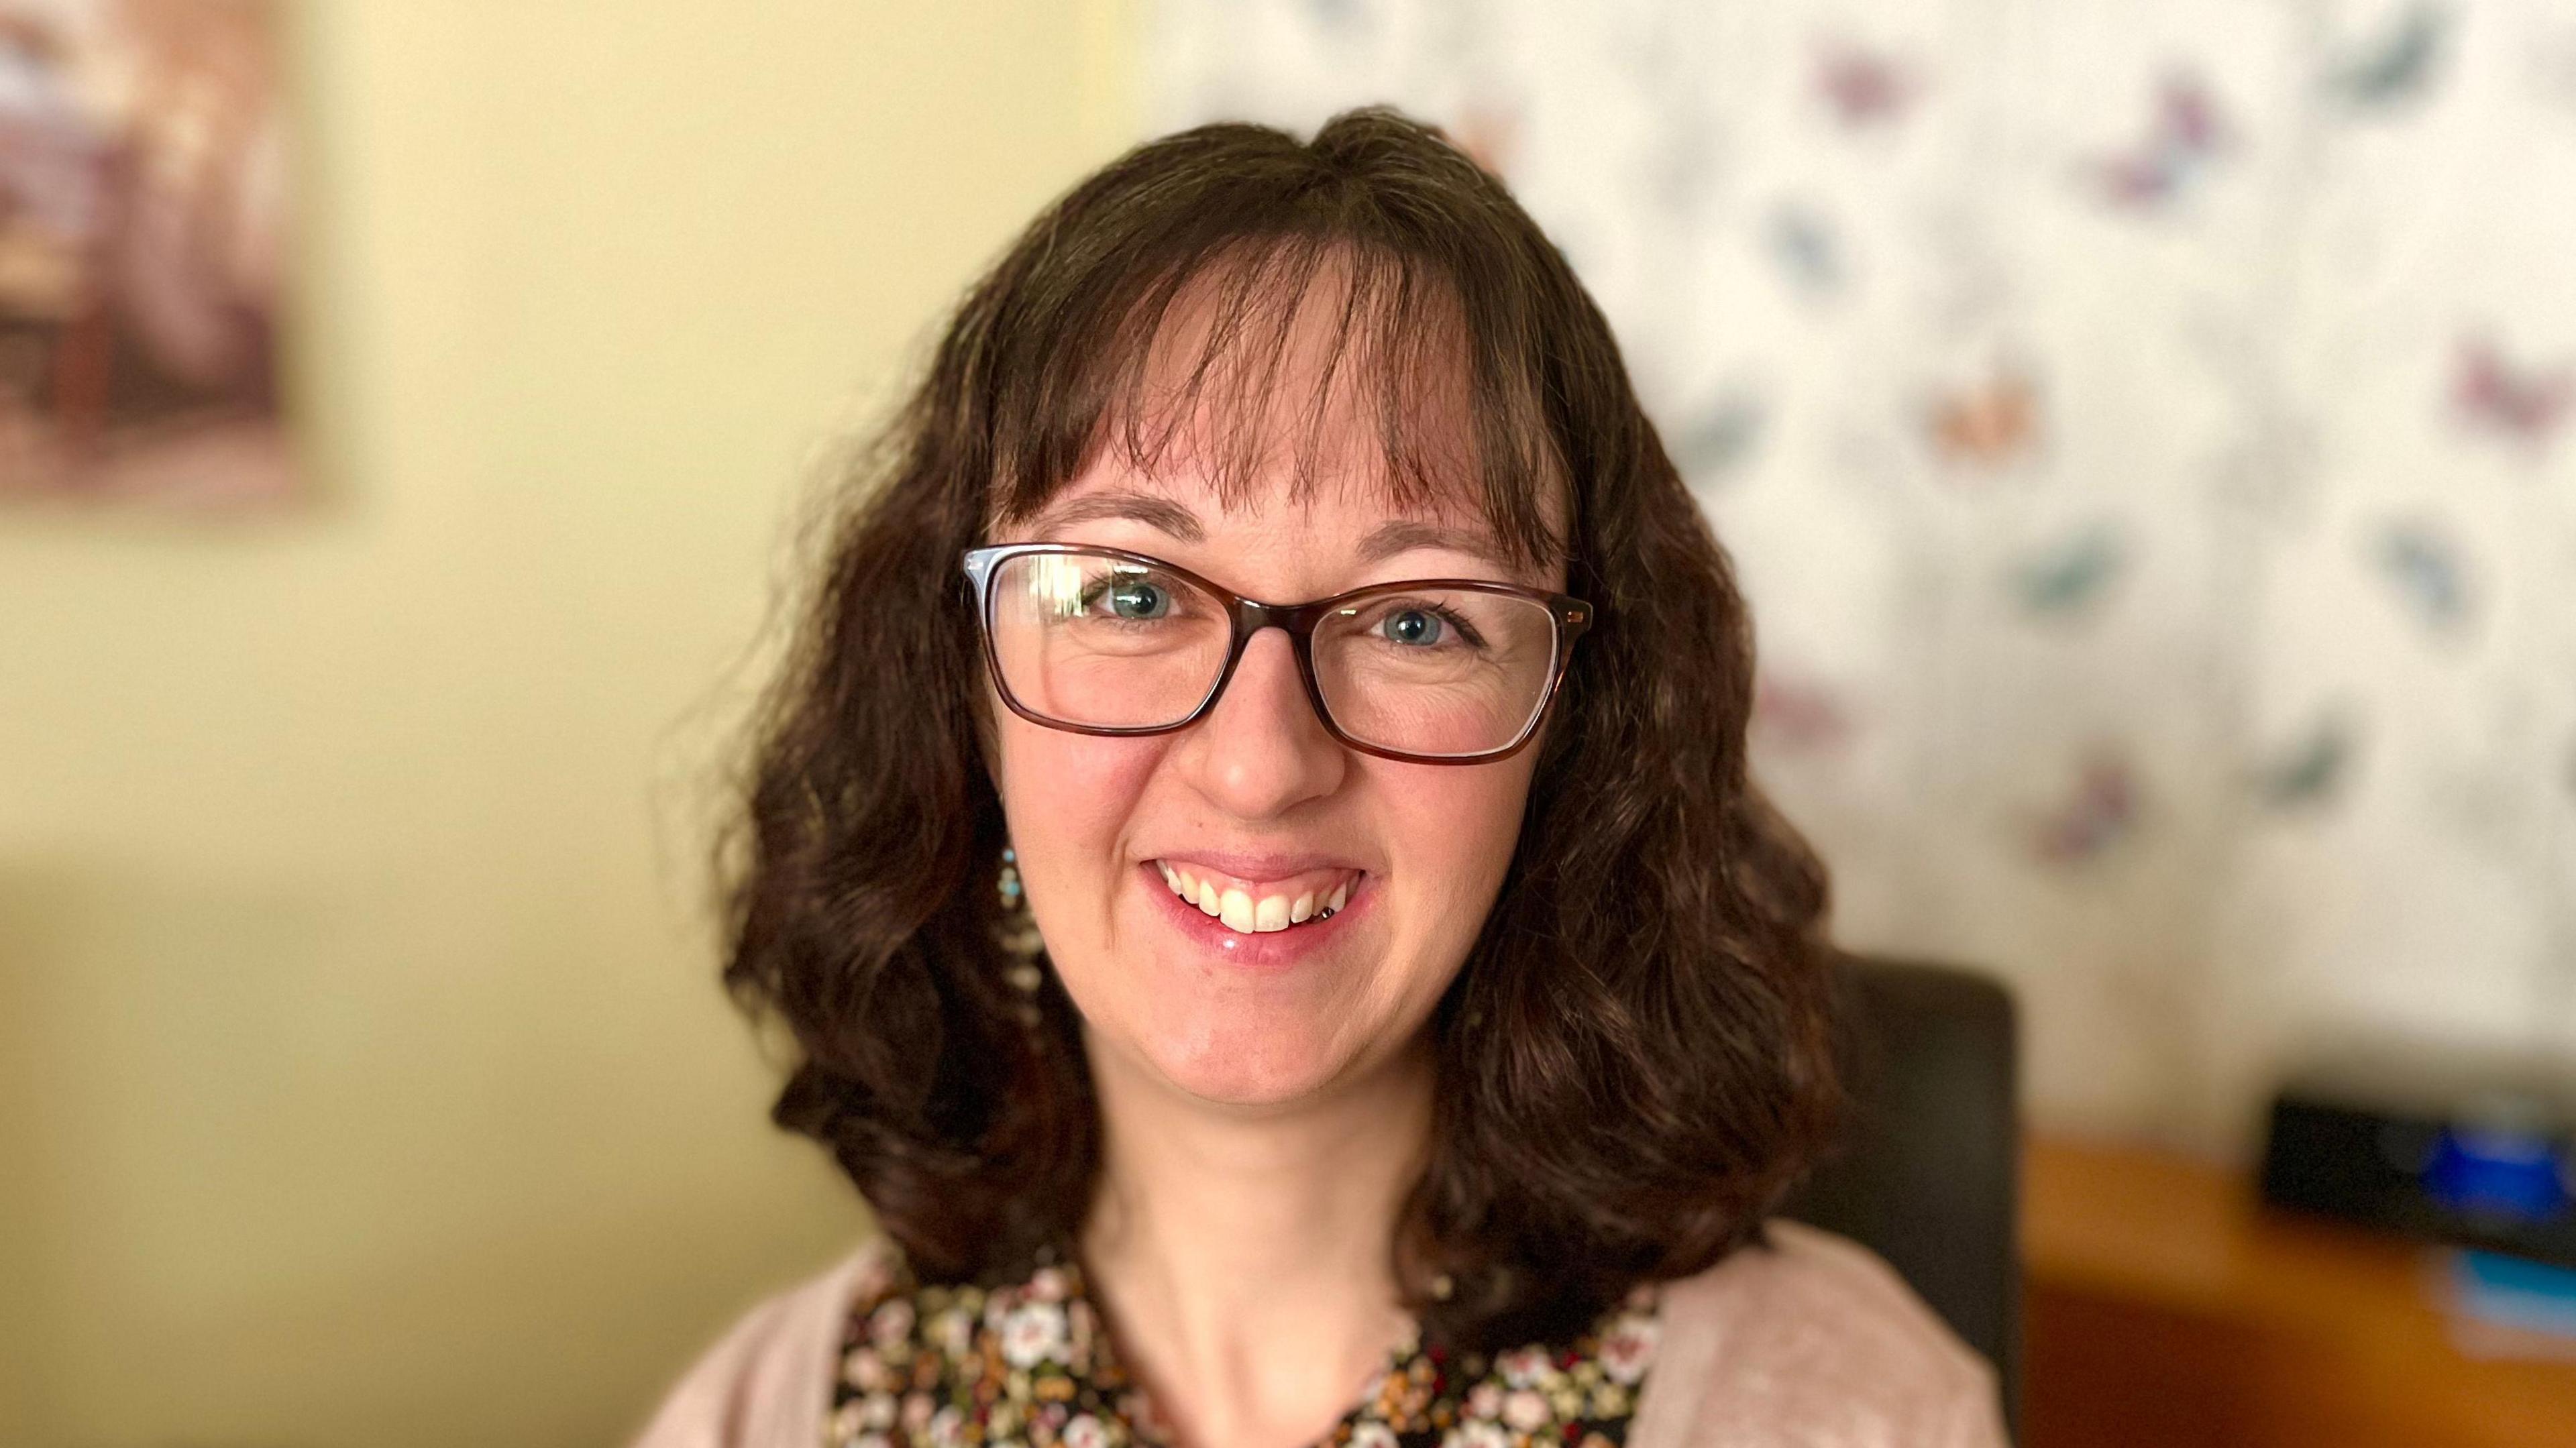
[1156,862,1350,934]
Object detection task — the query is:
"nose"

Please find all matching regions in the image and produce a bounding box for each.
[1173,626,1348,819]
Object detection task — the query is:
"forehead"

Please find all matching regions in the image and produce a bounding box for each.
[985,239,1568,573]
[1026,471,1527,579]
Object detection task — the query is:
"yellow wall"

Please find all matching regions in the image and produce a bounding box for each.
[0,3,1135,1443]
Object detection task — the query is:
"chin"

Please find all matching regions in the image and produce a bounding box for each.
[1124,1007,1358,1107]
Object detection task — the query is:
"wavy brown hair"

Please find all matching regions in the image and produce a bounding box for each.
[716,105,1842,1353]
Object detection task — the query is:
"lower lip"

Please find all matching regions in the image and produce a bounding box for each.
[1138,861,1367,970]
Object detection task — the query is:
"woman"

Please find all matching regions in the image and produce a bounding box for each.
[637,107,2006,1448]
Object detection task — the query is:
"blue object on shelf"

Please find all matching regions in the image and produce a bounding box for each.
[2424,1126,2572,1223]
[2452,1249,2576,1339]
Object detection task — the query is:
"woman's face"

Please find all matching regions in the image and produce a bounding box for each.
[985,326,1564,1111]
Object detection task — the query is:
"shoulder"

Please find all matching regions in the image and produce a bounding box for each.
[626,1238,896,1448]
[1628,1219,2008,1448]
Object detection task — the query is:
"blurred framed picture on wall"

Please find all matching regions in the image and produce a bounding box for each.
[0,0,290,508]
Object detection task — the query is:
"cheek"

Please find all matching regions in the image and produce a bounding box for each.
[1384,756,1539,930]
[990,708,1160,903]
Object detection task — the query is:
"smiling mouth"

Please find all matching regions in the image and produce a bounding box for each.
[1151,860,1358,934]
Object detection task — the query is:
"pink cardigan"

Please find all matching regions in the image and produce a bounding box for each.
[629,1218,2006,1447]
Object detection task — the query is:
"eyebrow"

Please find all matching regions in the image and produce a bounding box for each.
[1355,518,1515,571]
[1028,491,1527,575]
[1026,491,1205,541]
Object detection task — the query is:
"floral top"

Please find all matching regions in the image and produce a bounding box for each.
[824,1243,1662,1448]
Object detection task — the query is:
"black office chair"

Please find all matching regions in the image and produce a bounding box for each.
[1776,953,2021,1439]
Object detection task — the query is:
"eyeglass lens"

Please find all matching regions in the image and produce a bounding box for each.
[983,549,1562,759]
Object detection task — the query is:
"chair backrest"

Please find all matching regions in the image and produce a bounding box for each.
[1776,953,2021,1438]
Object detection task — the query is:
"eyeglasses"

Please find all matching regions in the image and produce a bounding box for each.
[962,543,1593,764]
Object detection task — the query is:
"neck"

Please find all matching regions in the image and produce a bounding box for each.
[1077,1029,1436,1448]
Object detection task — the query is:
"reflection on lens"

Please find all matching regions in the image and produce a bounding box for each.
[988,551,1228,728]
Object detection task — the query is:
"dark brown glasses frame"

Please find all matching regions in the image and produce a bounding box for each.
[962,543,1594,765]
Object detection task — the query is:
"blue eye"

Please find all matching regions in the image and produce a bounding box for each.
[1381,608,1444,646]
[1105,579,1169,620]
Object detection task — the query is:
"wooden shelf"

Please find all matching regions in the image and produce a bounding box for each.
[2022,1135,2576,1448]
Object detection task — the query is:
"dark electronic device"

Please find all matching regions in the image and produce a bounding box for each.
[2259,1045,2576,1268]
